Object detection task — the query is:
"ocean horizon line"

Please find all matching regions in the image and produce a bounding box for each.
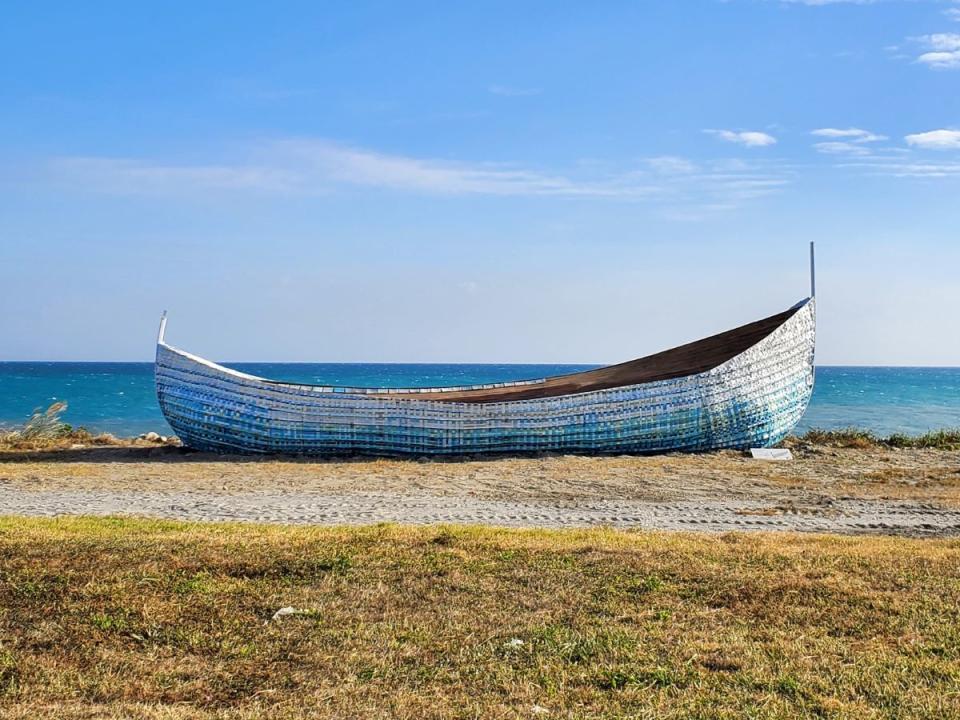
[1,361,959,370]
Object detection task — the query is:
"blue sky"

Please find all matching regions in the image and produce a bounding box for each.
[1,0,958,364]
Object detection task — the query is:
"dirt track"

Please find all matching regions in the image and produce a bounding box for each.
[1,443,958,535]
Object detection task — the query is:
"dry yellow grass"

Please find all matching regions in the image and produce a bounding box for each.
[0,518,958,718]
[3,440,959,509]
[0,429,159,453]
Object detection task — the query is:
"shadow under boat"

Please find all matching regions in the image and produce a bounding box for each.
[0,444,750,465]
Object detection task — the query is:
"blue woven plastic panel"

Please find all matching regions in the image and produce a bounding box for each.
[155,300,815,455]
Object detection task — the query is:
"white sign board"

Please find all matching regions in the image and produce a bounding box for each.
[750,448,793,461]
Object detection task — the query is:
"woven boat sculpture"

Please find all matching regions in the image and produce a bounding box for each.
[155,251,816,456]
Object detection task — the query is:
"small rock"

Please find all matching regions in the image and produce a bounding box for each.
[160,436,168,443]
[532,706,550,715]
[70,444,86,450]
[271,606,305,621]
[507,638,524,647]
[142,431,161,442]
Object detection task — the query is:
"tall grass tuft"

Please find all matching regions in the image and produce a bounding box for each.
[20,401,71,439]
[799,427,878,449]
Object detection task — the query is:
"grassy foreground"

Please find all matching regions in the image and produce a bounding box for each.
[0,519,958,719]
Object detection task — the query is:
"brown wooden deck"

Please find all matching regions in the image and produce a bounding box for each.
[387,302,805,403]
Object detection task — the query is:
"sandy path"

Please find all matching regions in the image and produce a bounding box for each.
[2,443,959,535]
[1,485,958,536]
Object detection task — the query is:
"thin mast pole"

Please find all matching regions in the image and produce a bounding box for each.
[809,242,816,299]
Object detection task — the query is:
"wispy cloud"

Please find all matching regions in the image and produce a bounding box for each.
[49,157,297,193]
[46,139,790,214]
[643,156,790,203]
[810,127,886,156]
[487,85,542,97]
[704,129,778,147]
[277,140,652,197]
[814,127,960,178]
[641,157,791,220]
[946,1,960,22]
[644,156,698,174]
[836,158,960,178]
[51,146,629,198]
[905,129,960,150]
[811,127,886,142]
[824,127,960,177]
[914,33,960,69]
[813,141,874,156]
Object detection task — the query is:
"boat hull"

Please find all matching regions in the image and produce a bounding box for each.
[155,300,815,455]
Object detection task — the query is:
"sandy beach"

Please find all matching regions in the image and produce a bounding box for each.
[2,440,958,536]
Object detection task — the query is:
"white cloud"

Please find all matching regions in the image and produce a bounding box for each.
[810,127,886,142]
[922,33,960,51]
[914,33,960,69]
[905,129,960,150]
[705,130,778,147]
[947,8,960,23]
[917,51,960,68]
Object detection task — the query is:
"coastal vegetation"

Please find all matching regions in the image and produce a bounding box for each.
[0,424,123,452]
[796,428,960,451]
[0,401,118,452]
[0,517,957,718]
[0,402,146,452]
[0,401,73,444]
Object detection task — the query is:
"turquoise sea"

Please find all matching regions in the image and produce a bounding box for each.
[0,363,958,438]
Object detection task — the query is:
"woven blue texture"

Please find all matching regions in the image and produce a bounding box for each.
[155,300,815,455]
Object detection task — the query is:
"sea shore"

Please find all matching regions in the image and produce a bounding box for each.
[2,433,958,536]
